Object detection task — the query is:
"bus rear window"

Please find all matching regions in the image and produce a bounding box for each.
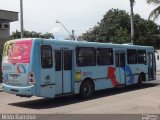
[2,40,32,64]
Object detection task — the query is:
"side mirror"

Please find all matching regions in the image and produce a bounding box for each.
[157,55,159,60]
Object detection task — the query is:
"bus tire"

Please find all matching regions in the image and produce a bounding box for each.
[80,79,94,99]
[137,74,143,88]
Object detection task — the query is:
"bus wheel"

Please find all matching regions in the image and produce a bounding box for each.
[138,74,143,88]
[80,80,94,99]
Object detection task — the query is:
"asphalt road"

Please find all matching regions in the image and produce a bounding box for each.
[0,75,160,115]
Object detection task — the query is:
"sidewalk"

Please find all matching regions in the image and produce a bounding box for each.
[0,83,2,92]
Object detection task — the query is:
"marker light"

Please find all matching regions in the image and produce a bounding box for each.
[28,72,35,85]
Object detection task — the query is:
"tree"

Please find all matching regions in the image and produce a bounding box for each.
[129,0,135,44]
[146,0,160,21]
[82,9,131,43]
[81,9,159,45]
[10,30,54,39]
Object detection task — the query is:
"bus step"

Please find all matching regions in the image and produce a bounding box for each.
[55,92,75,98]
[115,84,125,88]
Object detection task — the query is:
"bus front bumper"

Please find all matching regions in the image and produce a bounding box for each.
[2,83,36,97]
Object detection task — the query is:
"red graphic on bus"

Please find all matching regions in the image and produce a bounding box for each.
[107,67,120,86]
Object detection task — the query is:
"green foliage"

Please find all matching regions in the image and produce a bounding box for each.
[10,30,54,39]
[81,9,159,46]
[82,9,130,43]
[111,27,130,44]
[146,0,160,21]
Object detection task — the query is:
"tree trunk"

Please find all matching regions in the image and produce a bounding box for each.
[130,0,134,44]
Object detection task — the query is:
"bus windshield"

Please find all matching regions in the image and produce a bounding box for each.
[2,40,32,64]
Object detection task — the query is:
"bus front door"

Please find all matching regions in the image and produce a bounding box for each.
[115,52,126,85]
[148,52,154,80]
[55,50,72,95]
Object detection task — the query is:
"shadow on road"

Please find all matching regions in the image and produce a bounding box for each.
[9,82,159,109]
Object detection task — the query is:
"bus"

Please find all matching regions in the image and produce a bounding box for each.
[1,38,156,98]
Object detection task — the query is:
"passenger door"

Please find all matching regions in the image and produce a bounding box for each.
[115,52,126,85]
[55,50,72,95]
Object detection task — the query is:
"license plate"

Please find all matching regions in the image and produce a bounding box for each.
[9,74,20,79]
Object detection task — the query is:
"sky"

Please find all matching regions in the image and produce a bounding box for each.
[0,0,158,39]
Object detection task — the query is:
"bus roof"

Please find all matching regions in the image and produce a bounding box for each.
[8,38,154,50]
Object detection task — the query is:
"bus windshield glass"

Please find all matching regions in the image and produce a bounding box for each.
[2,40,32,64]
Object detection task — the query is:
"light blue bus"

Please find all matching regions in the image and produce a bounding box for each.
[2,38,156,98]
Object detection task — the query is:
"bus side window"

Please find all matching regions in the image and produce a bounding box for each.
[55,51,61,71]
[64,51,72,70]
[137,50,146,64]
[97,48,113,65]
[157,55,159,60]
[127,49,137,64]
[115,53,119,67]
[41,45,53,68]
[76,47,96,66]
